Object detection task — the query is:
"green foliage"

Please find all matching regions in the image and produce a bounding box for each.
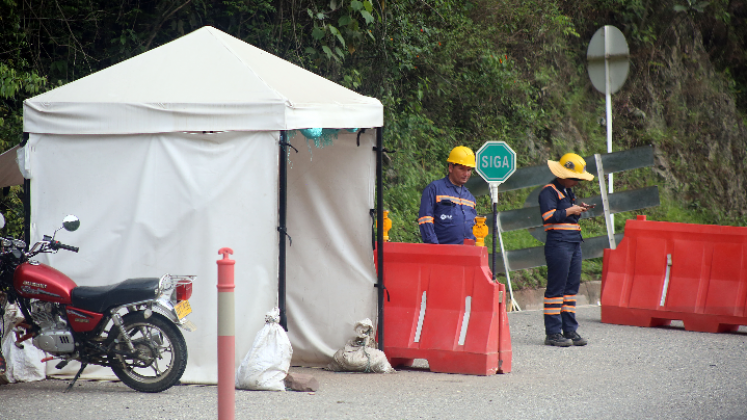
[0,63,46,140]
[0,63,46,100]
[673,0,710,14]
[1,0,747,288]
[0,186,25,239]
[0,1,47,149]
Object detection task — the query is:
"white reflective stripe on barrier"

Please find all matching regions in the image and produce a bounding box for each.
[458,296,472,346]
[414,291,427,343]
[660,254,673,307]
[218,292,235,336]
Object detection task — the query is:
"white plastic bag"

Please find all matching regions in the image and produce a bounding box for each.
[1,304,46,384]
[326,318,394,373]
[235,308,292,391]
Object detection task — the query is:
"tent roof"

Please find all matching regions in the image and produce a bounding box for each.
[23,26,383,134]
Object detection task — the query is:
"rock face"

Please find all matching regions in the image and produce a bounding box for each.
[620,22,747,218]
[533,13,747,223]
[542,18,747,222]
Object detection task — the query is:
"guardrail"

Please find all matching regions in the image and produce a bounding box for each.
[466,145,659,273]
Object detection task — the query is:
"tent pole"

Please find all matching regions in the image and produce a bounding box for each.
[278,131,288,331]
[22,133,30,244]
[375,127,385,351]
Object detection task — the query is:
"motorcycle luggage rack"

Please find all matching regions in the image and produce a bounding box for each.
[158,274,195,300]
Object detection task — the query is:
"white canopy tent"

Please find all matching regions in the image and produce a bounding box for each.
[24,26,382,133]
[20,26,383,383]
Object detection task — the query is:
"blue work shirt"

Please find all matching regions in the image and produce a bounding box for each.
[418,177,478,244]
[538,179,583,243]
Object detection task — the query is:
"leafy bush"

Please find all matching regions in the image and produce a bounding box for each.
[1,0,746,287]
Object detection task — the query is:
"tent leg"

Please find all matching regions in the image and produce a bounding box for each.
[375,127,385,351]
[22,133,30,244]
[278,131,288,331]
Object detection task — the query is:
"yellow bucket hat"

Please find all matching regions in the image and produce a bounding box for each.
[547,153,595,181]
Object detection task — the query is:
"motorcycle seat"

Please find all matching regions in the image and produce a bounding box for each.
[70,278,160,314]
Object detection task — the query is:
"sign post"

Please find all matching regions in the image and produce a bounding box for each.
[587,25,630,234]
[475,141,519,311]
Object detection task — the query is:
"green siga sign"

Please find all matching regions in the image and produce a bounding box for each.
[475,141,516,183]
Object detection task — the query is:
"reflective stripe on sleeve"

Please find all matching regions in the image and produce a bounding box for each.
[418,216,434,225]
[436,195,476,208]
[544,223,581,231]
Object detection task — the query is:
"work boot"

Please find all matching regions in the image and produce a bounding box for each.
[544,333,572,347]
[563,331,588,346]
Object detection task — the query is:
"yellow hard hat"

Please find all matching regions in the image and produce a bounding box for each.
[447,146,476,168]
[547,153,594,181]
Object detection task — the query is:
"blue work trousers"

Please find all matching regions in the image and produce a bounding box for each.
[543,240,582,335]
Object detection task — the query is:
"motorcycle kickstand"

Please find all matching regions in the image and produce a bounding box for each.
[63,363,87,393]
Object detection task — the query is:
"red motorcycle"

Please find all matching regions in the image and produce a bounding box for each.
[0,214,194,393]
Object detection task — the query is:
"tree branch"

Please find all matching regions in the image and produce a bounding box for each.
[143,0,193,51]
[416,0,445,22]
[53,0,93,71]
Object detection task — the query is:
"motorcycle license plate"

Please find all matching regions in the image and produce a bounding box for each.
[174,300,192,320]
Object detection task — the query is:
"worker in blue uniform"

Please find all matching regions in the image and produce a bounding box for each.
[539,153,594,347]
[418,146,478,244]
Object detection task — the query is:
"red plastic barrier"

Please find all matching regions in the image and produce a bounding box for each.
[376,242,511,375]
[601,215,747,333]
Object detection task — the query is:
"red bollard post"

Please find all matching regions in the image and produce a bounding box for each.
[217,248,235,420]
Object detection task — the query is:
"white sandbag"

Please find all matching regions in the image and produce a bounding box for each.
[326,318,394,373]
[1,304,46,383]
[235,308,292,391]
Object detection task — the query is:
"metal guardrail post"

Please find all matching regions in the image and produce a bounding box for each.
[594,154,616,250]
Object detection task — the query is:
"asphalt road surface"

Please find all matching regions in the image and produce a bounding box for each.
[1,306,746,420]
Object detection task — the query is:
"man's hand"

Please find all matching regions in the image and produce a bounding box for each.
[566,205,588,216]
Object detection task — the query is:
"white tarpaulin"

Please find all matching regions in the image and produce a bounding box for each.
[286,131,377,365]
[26,131,279,383]
[19,26,383,383]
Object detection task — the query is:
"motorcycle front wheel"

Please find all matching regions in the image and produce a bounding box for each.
[109,311,188,393]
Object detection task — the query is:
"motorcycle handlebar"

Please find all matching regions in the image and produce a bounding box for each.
[52,241,79,253]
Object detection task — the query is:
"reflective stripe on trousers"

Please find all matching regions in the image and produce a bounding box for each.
[543,240,582,335]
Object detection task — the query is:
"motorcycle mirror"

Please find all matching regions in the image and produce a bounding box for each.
[62,215,80,232]
[0,213,4,230]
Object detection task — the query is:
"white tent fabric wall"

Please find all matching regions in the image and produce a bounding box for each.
[285,131,378,365]
[24,131,280,383]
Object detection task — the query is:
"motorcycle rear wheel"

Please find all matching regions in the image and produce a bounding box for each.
[109,311,187,393]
